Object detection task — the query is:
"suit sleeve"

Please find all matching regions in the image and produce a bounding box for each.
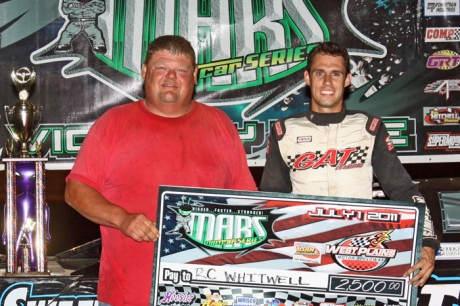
[259,123,292,193]
[372,123,439,250]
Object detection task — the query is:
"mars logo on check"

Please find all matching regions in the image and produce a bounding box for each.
[167,197,280,255]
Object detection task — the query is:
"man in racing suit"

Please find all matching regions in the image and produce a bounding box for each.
[260,42,439,288]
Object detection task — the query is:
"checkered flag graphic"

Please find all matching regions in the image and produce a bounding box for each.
[348,146,369,164]
[349,235,376,247]
[155,285,406,305]
[447,29,460,41]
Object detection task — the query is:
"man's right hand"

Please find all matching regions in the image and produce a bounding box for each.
[119,213,160,242]
[65,179,159,243]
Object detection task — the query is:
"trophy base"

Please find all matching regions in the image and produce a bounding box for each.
[2,157,48,162]
[4,271,50,277]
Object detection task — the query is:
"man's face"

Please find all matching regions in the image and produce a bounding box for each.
[141,50,197,117]
[304,53,351,113]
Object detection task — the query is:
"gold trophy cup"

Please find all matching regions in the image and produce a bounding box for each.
[4,67,42,158]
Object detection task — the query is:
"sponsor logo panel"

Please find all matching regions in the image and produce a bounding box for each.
[424,107,460,125]
[436,242,460,260]
[425,0,460,16]
[425,132,460,151]
[424,79,460,100]
[426,50,460,70]
[296,136,312,143]
[293,242,323,264]
[326,230,397,272]
[425,27,460,42]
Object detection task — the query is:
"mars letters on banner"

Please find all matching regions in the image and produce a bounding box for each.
[0,0,459,168]
[151,186,425,306]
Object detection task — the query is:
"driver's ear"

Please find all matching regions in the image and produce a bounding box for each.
[304,70,311,86]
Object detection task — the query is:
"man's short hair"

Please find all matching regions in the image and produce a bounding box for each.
[144,35,196,67]
[306,42,350,74]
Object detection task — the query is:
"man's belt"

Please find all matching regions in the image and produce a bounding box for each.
[69,18,97,22]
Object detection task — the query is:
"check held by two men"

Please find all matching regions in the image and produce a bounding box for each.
[152,186,424,306]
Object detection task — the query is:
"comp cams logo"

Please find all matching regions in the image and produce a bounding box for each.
[326,230,397,272]
[426,27,460,42]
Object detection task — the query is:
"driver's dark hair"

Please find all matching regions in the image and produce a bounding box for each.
[306,42,350,74]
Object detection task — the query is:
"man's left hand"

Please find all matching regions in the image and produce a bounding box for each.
[403,246,435,287]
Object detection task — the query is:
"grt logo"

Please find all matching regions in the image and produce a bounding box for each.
[426,50,460,70]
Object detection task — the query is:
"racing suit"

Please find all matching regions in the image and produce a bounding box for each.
[260,107,439,250]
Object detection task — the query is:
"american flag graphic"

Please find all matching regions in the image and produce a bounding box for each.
[152,188,421,306]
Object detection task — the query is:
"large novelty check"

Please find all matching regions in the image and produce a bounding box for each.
[151,186,424,306]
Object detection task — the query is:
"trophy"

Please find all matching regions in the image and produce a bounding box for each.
[4,67,42,158]
[2,67,50,275]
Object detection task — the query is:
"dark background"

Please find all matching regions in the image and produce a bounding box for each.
[0,162,459,256]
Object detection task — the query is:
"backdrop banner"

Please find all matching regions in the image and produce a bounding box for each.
[0,277,97,304]
[152,186,424,306]
[1,0,459,169]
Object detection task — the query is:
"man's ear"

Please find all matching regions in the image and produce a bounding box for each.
[345,72,352,87]
[193,66,198,85]
[141,63,146,79]
[304,70,310,86]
